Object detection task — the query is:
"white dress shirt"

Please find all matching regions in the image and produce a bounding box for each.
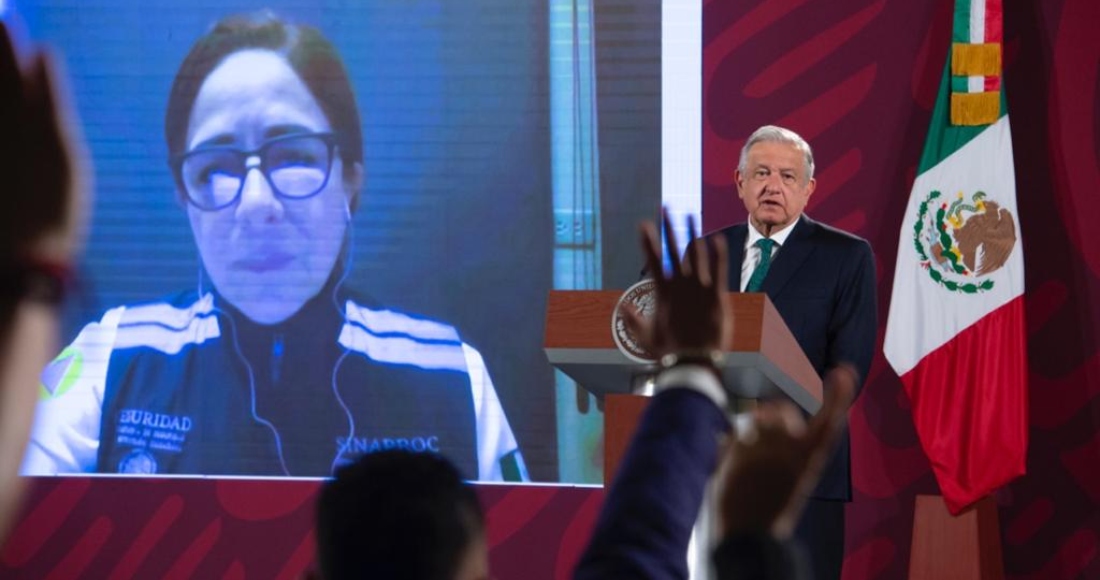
[739,216,800,292]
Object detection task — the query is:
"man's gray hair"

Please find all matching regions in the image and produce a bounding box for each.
[737,125,815,182]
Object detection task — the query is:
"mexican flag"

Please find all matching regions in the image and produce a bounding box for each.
[883,0,1027,515]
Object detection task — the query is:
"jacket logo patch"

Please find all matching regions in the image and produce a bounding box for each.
[115,409,193,455]
[336,435,441,455]
[118,449,159,474]
[39,347,82,401]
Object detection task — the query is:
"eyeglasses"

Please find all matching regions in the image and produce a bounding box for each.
[172,132,339,211]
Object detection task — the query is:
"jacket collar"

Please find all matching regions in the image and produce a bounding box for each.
[724,215,819,296]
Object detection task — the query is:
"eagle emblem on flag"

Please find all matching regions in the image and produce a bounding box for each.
[913,189,1017,293]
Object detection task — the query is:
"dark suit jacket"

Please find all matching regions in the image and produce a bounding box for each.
[574,388,730,580]
[719,215,876,501]
[573,385,809,580]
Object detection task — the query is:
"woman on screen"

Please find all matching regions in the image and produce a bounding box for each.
[21,12,527,481]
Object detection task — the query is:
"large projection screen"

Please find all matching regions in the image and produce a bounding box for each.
[9,0,684,483]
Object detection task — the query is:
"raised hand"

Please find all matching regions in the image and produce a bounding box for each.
[0,20,88,544]
[719,364,857,539]
[624,208,730,358]
[0,21,88,266]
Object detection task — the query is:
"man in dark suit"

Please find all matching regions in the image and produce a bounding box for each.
[575,212,857,580]
[716,125,877,580]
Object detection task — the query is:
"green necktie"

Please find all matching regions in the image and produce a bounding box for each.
[745,238,776,292]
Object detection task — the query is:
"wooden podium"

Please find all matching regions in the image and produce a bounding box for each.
[544,290,823,484]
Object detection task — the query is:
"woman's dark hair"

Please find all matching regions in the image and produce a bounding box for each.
[164,11,363,209]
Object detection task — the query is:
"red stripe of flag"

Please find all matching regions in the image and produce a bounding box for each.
[984,0,1003,44]
[900,296,1028,514]
[984,0,1003,92]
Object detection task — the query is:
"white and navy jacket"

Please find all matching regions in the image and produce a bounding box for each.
[21,287,527,481]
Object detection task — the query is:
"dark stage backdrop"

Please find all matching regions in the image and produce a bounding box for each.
[0,478,603,579]
[702,0,1100,578]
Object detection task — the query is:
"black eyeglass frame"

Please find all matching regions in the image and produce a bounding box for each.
[170,132,340,211]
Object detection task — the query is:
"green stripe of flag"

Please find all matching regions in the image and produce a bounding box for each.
[952,0,972,43]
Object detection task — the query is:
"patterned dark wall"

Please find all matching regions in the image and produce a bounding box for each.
[0,478,602,578]
[702,0,1100,578]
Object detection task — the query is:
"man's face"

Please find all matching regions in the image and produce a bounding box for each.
[735,141,816,234]
[183,49,356,324]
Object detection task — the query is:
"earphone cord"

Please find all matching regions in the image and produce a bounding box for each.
[198,209,357,478]
[328,209,357,474]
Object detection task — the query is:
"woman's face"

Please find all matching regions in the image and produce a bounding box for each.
[183,49,358,324]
